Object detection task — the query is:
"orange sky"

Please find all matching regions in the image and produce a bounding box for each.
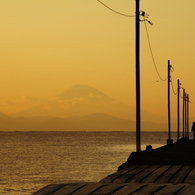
[1,0,195,119]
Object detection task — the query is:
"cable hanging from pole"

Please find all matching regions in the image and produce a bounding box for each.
[179,83,188,99]
[142,15,168,82]
[97,0,135,17]
[169,65,178,95]
[170,77,178,95]
[179,85,184,98]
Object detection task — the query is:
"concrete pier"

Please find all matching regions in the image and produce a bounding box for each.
[32,139,195,195]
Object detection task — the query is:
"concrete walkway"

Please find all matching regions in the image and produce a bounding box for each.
[32,139,195,195]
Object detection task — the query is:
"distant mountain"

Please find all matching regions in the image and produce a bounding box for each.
[0,112,12,120]
[40,113,135,131]
[0,112,167,131]
[10,84,134,119]
[9,84,168,123]
[58,84,114,102]
[0,112,13,130]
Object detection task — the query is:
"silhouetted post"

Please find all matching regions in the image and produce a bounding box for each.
[192,122,195,140]
[185,93,188,138]
[182,89,185,138]
[188,94,190,137]
[135,0,141,152]
[177,79,180,140]
[167,60,173,145]
[187,94,189,138]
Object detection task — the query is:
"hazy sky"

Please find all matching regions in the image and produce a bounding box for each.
[1,0,195,118]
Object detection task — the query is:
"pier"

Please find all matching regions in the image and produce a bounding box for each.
[32,139,195,195]
[32,182,195,195]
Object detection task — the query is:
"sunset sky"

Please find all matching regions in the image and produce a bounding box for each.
[1,0,195,119]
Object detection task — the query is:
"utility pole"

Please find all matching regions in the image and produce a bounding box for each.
[135,0,141,152]
[182,89,185,138]
[186,94,189,138]
[187,94,190,138]
[177,79,180,141]
[167,60,173,145]
[185,93,187,138]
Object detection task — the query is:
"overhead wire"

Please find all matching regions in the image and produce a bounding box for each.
[180,91,184,99]
[96,2,190,106]
[170,77,178,95]
[97,0,135,17]
[96,3,167,82]
[179,87,184,98]
[143,19,168,82]
[96,1,170,83]
[169,67,177,95]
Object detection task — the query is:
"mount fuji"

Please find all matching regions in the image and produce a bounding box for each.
[10,84,167,124]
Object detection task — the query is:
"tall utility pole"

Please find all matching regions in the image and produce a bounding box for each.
[187,94,189,137]
[167,60,173,145]
[182,89,186,138]
[185,93,188,138]
[177,79,180,141]
[167,60,171,140]
[135,0,141,152]
[187,94,190,137]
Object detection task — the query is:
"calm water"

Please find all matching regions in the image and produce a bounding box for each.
[0,131,188,195]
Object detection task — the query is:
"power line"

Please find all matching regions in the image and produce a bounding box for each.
[96,3,167,82]
[170,67,177,95]
[180,92,184,99]
[179,87,186,99]
[170,77,178,95]
[97,0,135,17]
[180,87,184,98]
[143,19,168,82]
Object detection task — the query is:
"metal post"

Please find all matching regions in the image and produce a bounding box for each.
[188,94,190,136]
[135,0,141,152]
[187,94,190,137]
[182,90,185,138]
[185,94,187,137]
[167,60,173,145]
[186,94,189,138]
[177,79,180,141]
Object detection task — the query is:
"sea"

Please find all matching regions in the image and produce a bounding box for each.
[0,131,191,195]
